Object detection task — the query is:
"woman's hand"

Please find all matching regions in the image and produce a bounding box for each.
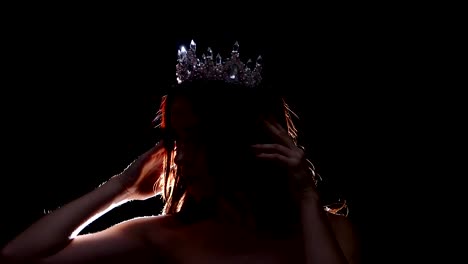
[113,140,165,200]
[252,120,318,199]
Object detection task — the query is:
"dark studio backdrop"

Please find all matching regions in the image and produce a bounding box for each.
[0,6,415,262]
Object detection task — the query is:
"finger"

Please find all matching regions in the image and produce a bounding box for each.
[252,143,292,157]
[142,141,164,158]
[141,154,163,176]
[263,120,295,148]
[133,141,164,167]
[255,153,291,164]
[263,119,281,134]
[268,118,286,132]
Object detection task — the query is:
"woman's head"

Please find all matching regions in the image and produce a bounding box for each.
[155,79,301,216]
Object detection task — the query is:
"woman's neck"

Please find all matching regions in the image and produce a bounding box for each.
[214,194,257,229]
[178,192,300,237]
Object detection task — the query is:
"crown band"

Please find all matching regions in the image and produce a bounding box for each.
[175,40,263,87]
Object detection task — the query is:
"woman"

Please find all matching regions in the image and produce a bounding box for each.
[1,43,360,264]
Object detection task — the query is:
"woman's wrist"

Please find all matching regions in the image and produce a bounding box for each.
[104,176,134,202]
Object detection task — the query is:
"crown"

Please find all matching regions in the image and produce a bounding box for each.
[175,40,263,87]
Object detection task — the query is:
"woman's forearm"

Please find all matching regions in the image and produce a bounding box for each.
[1,177,130,259]
[301,190,348,264]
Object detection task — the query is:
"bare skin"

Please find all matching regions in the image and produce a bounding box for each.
[1,197,357,264]
[0,97,360,264]
[139,211,357,264]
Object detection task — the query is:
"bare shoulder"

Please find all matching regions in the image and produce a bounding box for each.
[2,215,180,264]
[326,213,361,263]
[131,214,183,251]
[121,214,179,243]
[88,214,179,262]
[119,214,176,231]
